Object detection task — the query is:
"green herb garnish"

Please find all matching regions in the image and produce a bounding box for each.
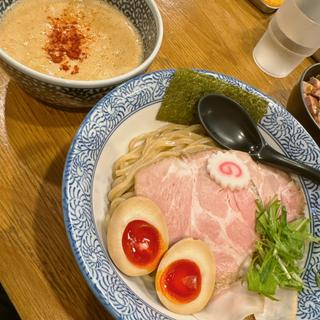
[156,69,268,125]
[247,199,319,299]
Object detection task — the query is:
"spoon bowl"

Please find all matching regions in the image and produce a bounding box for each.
[198,94,263,153]
[198,93,320,184]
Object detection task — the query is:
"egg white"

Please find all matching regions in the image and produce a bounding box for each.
[156,238,216,314]
[107,196,169,276]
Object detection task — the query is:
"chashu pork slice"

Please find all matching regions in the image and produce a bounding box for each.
[134,150,305,292]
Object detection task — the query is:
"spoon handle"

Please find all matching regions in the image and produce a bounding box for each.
[253,145,320,184]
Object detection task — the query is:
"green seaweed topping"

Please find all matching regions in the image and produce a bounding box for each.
[156,69,268,125]
[316,272,320,288]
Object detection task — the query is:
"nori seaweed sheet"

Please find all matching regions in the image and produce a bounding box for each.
[156,69,268,125]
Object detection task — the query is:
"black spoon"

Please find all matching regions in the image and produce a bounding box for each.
[198,93,320,184]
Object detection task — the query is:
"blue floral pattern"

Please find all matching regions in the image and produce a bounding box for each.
[63,69,320,319]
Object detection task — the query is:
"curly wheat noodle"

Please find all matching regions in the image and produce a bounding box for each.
[107,124,218,213]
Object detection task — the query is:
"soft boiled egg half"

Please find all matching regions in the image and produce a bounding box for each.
[107,196,169,276]
[155,238,216,314]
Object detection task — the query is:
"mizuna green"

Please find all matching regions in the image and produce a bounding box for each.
[246,199,319,300]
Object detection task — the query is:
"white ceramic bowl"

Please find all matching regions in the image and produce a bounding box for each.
[0,0,163,109]
[63,69,320,319]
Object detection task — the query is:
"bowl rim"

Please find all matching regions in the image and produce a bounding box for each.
[299,62,320,130]
[62,68,320,319]
[0,0,163,89]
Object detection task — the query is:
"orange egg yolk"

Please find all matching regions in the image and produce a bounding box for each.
[122,219,161,267]
[160,259,201,303]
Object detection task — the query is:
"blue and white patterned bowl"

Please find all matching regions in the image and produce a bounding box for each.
[63,69,320,319]
[0,0,163,109]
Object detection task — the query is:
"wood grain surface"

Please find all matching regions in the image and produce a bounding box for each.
[0,0,315,319]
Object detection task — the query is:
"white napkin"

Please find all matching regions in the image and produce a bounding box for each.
[254,289,298,320]
[194,282,264,320]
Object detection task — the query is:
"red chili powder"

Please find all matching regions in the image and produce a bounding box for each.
[71,65,79,75]
[44,9,90,75]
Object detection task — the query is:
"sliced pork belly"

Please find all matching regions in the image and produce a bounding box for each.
[134,154,193,243]
[236,152,304,220]
[134,150,304,292]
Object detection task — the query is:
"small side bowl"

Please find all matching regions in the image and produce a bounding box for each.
[0,0,163,109]
[287,63,320,146]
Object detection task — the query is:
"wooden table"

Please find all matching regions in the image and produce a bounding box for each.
[0,0,315,319]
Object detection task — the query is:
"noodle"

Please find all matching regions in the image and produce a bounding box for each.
[108,124,217,212]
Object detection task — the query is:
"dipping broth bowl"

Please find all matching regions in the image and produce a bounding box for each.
[287,63,320,147]
[0,0,163,109]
